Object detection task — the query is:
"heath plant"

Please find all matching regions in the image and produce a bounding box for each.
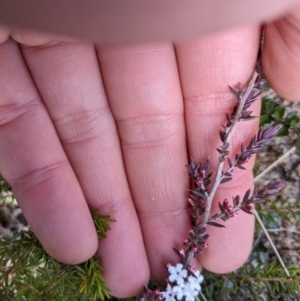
[136,59,286,301]
[0,58,298,301]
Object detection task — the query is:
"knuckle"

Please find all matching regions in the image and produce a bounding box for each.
[10,160,68,194]
[55,106,112,144]
[0,99,40,127]
[118,113,182,148]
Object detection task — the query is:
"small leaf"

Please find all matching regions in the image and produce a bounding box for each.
[261,98,276,114]
[220,177,232,184]
[260,114,271,125]
[202,233,210,241]
[172,248,181,258]
[243,189,251,204]
[226,113,231,122]
[295,136,300,151]
[232,195,240,207]
[228,85,240,99]
[240,116,258,121]
[219,130,225,142]
[216,148,222,154]
[290,119,299,129]
[277,125,289,136]
[241,143,245,153]
[190,189,207,199]
[285,111,299,123]
[191,158,197,167]
[207,221,226,228]
[271,106,285,119]
[271,111,280,120]
[240,207,253,215]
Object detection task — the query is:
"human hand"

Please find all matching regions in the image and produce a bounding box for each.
[0,3,300,298]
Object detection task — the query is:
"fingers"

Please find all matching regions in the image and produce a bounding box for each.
[20,42,149,297]
[96,43,192,282]
[0,39,98,264]
[262,6,300,101]
[175,26,261,273]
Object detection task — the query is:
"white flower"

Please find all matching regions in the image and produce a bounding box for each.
[185,270,204,299]
[167,263,188,285]
[173,281,197,301]
[193,269,204,284]
[186,276,201,293]
[164,265,204,301]
[172,283,185,300]
[160,284,176,301]
[185,294,196,301]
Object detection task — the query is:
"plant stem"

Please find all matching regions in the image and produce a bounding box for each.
[254,146,295,182]
[201,68,260,226]
[253,209,290,277]
[199,292,208,301]
[253,146,296,277]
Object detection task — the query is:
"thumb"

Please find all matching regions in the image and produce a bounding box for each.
[0,0,299,44]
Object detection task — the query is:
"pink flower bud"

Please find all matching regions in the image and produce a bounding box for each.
[238,157,249,165]
[189,229,195,235]
[188,198,196,206]
[179,249,185,256]
[184,239,190,244]
[244,205,252,211]
[230,212,238,218]
[192,247,198,253]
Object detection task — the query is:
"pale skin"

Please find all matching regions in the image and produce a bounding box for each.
[0,1,300,298]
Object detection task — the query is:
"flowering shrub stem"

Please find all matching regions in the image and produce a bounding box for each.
[201,64,261,226]
[137,59,286,301]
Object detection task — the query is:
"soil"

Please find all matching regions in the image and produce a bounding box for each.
[254,88,300,268]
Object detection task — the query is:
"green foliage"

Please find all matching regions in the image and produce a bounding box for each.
[91,211,115,239]
[201,263,300,301]
[0,174,11,197]
[256,199,300,226]
[260,98,300,150]
[198,198,300,300]
[1,95,299,300]
[0,191,113,301]
[0,180,16,208]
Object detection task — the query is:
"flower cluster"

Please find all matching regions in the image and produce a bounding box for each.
[160,264,204,301]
